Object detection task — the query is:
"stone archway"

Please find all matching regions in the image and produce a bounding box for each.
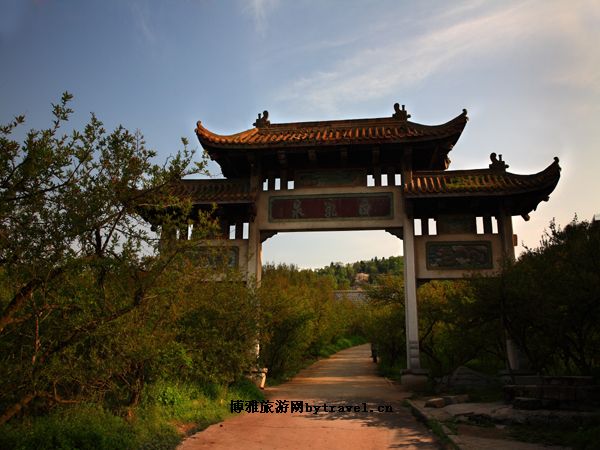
[140,103,561,379]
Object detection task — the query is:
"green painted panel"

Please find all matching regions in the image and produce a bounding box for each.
[426,241,493,270]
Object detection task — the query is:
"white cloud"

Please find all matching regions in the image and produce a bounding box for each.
[544,1,600,95]
[244,0,279,36]
[131,2,156,43]
[274,1,600,115]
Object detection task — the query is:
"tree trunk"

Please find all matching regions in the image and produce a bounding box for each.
[0,392,36,425]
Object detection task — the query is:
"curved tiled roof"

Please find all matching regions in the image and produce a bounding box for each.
[169,178,254,204]
[196,109,468,150]
[404,157,561,198]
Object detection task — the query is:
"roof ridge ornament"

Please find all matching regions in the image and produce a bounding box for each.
[392,103,411,121]
[253,110,270,128]
[489,152,509,172]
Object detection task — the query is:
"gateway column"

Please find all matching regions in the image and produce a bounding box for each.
[402,212,421,371]
[246,220,262,287]
[498,208,527,372]
[400,148,427,387]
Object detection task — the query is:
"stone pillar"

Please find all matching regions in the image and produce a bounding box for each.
[497,210,525,371]
[373,167,382,186]
[483,215,493,234]
[498,211,515,260]
[402,213,421,371]
[235,222,244,240]
[246,220,262,287]
[248,171,263,287]
[421,218,429,236]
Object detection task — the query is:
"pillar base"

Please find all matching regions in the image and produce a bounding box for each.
[401,369,429,391]
[248,367,268,389]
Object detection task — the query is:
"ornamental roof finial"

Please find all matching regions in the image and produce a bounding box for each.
[392,103,411,121]
[489,152,509,171]
[253,110,270,128]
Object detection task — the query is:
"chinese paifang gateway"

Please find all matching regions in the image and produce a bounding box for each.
[141,103,561,380]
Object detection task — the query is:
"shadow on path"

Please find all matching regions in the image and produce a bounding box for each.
[178,344,440,449]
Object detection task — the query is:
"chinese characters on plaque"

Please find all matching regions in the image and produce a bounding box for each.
[269,194,393,222]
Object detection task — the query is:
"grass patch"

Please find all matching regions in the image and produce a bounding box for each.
[0,379,264,450]
[376,359,405,382]
[426,419,460,450]
[442,419,458,434]
[404,399,458,449]
[0,405,139,450]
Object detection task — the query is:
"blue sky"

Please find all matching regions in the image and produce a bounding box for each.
[2,0,599,268]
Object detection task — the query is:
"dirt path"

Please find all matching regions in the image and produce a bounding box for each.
[178,344,440,449]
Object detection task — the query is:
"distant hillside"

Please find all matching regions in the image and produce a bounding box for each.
[315,256,404,289]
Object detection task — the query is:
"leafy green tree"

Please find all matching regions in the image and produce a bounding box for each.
[487,218,600,375]
[364,275,503,377]
[364,275,406,367]
[418,280,503,376]
[0,93,203,423]
[258,264,364,379]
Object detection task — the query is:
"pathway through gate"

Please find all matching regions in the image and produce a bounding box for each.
[178,344,439,449]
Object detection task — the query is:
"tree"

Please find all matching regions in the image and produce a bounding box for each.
[364,274,406,367]
[0,93,203,423]
[494,218,600,375]
[258,264,364,379]
[417,280,504,376]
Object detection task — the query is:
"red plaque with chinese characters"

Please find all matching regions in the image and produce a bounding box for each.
[269,193,393,221]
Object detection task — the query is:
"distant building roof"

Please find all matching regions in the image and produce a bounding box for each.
[354,272,370,283]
